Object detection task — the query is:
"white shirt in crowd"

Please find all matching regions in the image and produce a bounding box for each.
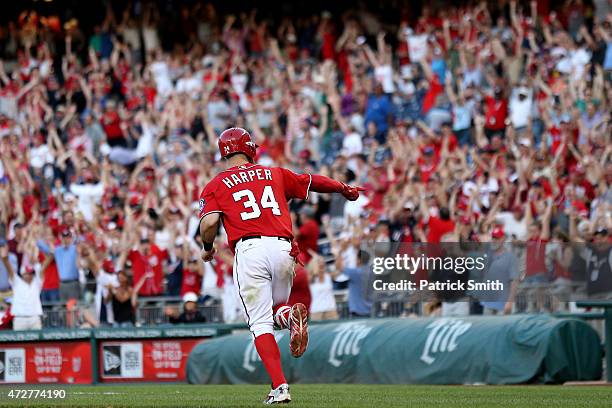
[341,245,358,270]
[221,274,243,323]
[69,182,105,222]
[207,100,232,130]
[176,74,203,98]
[257,99,276,129]
[342,131,363,156]
[232,73,251,111]
[201,262,220,299]
[9,268,43,317]
[95,271,119,324]
[135,122,158,160]
[149,59,173,96]
[310,273,337,314]
[344,195,369,222]
[143,26,160,53]
[374,65,395,93]
[120,26,141,51]
[230,73,248,96]
[509,88,533,129]
[553,47,591,81]
[154,229,173,252]
[30,144,54,169]
[495,212,528,240]
[461,67,483,89]
[462,178,499,210]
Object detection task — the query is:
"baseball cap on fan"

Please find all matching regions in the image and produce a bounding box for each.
[559,114,571,124]
[182,292,198,304]
[301,205,316,218]
[129,195,142,208]
[491,226,505,239]
[403,201,415,211]
[202,55,215,68]
[102,259,115,274]
[64,193,77,203]
[21,264,35,275]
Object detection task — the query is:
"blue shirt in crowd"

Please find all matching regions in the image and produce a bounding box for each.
[344,266,373,316]
[480,247,519,311]
[431,58,447,84]
[452,104,472,131]
[0,253,18,291]
[398,88,426,122]
[37,240,79,282]
[604,43,612,71]
[364,94,395,138]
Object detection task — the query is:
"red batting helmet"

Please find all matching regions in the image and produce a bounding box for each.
[218,127,257,160]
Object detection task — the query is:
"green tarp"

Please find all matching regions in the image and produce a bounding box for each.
[186,315,602,385]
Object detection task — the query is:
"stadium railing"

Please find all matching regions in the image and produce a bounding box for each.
[38,291,601,329]
[40,300,223,328]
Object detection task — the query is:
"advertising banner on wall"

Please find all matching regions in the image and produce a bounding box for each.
[99,339,202,382]
[0,341,92,384]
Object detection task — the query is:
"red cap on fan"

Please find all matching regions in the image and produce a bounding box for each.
[102,259,115,274]
[129,195,142,207]
[60,226,72,237]
[298,149,311,160]
[491,226,505,239]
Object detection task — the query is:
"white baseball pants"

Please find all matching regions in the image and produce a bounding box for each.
[233,236,295,337]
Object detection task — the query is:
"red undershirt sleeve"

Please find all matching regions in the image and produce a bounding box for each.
[309,174,345,194]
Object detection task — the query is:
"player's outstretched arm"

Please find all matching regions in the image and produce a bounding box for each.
[310,174,365,201]
[199,213,220,262]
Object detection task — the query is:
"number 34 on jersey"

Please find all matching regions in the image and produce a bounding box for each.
[233,185,281,220]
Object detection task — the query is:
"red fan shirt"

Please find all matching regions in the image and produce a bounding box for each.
[129,245,168,296]
[180,267,202,297]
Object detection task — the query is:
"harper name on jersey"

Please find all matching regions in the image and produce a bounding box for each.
[221,168,273,189]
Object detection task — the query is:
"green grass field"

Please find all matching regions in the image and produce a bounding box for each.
[1,384,611,408]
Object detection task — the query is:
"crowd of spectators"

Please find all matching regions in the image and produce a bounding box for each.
[0,0,611,330]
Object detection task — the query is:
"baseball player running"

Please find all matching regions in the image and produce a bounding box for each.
[198,127,363,404]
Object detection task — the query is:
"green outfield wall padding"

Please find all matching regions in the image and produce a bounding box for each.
[186,315,602,385]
